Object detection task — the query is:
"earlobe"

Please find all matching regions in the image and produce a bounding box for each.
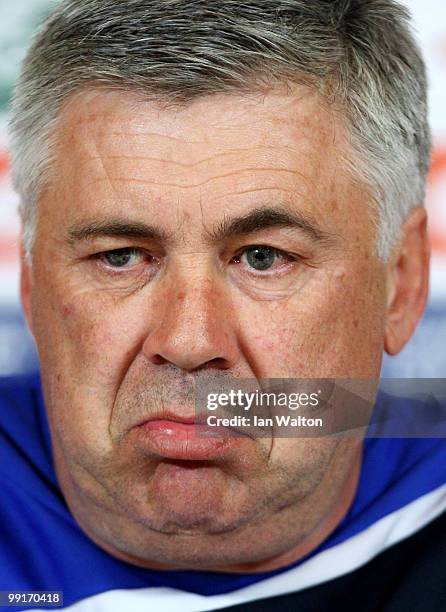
[384,206,430,356]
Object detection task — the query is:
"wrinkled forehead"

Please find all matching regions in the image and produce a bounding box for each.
[43,86,373,248]
[56,85,340,145]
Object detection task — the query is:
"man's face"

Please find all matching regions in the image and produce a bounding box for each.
[23,87,388,570]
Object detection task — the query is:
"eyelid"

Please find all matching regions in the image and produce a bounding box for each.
[94,246,150,271]
[233,245,299,263]
[98,246,141,259]
[91,245,300,275]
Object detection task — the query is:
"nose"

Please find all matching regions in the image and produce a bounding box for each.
[142,270,240,372]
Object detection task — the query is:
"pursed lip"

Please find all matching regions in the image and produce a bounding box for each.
[131,411,251,461]
[135,411,198,426]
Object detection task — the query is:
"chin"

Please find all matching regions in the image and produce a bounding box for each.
[122,489,255,536]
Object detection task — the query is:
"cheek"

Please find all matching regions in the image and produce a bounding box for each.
[234,263,386,378]
[33,273,147,383]
[322,264,386,371]
[270,437,338,477]
[31,280,151,455]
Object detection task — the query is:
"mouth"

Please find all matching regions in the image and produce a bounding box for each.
[132,412,250,461]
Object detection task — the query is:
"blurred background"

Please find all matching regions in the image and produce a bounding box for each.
[0,0,445,377]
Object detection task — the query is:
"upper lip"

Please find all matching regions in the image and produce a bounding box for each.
[138,410,199,425]
[132,410,254,439]
[134,411,205,428]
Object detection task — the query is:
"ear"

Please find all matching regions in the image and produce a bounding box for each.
[20,242,35,338]
[384,206,430,356]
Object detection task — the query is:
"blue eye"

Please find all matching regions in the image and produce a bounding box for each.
[102,248,141,268]
[244,246,276,270]
[242,247,281,271]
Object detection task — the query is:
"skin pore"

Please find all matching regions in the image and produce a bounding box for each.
[20,86,429,572]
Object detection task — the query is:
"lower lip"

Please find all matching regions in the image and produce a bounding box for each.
[134,419,242,461]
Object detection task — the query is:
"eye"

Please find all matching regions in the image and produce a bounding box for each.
[99,247,144,269]
[236,246,294,272]
[243,246,276,271]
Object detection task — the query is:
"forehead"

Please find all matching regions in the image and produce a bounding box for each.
[47,86,372,246]
[58,85,339,150]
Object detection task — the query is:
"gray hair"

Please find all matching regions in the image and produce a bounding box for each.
[8,0,431,260]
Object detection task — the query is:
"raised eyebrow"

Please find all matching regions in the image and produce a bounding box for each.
[67,207,335,247]
[204,206,334,244]
[67,219,173,245]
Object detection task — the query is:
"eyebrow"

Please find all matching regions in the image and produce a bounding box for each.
[68,219,172,245]
[67,206,333,246]
[204,206,333,244]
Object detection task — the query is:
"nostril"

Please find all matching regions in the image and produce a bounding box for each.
[205,357,232,370]
[151,354,170,365]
